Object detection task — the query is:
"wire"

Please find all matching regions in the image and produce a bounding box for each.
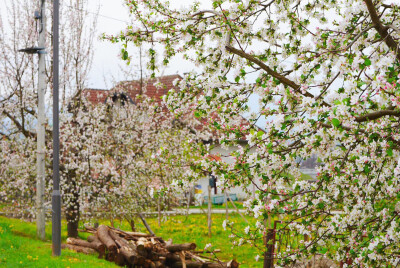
[65,4,131,24]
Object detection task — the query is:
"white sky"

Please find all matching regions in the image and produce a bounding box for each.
[86,0,202,89]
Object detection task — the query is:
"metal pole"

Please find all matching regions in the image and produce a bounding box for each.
[207,185,212,237]
[36,0,46,242]
[52,0,61,256]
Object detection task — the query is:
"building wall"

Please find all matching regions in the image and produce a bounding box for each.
[195,144,258,201]
[194,145,319,202]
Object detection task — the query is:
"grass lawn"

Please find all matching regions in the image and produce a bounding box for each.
[0,212,264,267]
[0,216,116,268]
[189,201,244,210]
[102,213,263,267]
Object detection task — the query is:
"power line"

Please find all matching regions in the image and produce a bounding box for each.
[65,5,130,24]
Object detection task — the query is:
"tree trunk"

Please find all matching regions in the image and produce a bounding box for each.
[66,208,79,238]
[66,171,80,238]
[129,218,136,231]
[225,191,229,221]
[158,196,161,227]
[66,203,79,238]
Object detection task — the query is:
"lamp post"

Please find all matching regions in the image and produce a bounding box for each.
[52,0,62,256]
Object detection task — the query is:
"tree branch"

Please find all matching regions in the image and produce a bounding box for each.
[363,0,400,61]
[226,45,303,92]
[2,110,36,138]
[355,109,400,122]
[225,45,331,106]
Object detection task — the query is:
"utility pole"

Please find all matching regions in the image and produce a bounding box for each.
[52,0,62,256]
[36,0,46,242]
[18,1,47,241]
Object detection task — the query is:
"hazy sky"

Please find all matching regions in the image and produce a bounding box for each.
[86,0,203,89]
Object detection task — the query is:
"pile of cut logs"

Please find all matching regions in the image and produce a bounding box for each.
[62,225,239,268]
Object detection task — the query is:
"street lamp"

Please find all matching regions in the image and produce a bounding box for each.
[52,0,62,256]
[18,47,45,54]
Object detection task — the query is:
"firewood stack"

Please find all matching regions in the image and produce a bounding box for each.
[62,225,239,268]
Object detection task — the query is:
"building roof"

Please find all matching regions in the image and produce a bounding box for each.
[114,74,181,103]
[82,88,109,104]
[82,74,182,105]
[81,74,258,140]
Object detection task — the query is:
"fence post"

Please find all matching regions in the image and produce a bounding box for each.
[208,185,212,237]
[263,228,275,268]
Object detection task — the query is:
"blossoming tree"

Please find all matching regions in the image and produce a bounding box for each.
[65,94,205,233]
[111,0,400,265]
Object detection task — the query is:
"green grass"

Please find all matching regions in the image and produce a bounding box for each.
[0,212,264,267]
[105,213,263,267]
[0,216,116,268]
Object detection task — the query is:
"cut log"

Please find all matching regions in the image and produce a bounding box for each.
[165,238,173,247]
[166,243,197,252]
[120,230,153,237]
[114,252,126,266]
[97,225,117,253]
[179,251,187,268]
[108,229,122,241]
[203,260,240,268]
[194,249,221,254]
[66,237,105,253]
[227,260,239,268]
[106,252,115,262]
[145,259,157,268]
[170,261,203,268]
[62,244,96,255]
[166,252,184,262]
[87,235,100,243]
[109,230,145,265]
[129,240,148,258]
[186,252,207,264]
[136,237,147,252]
[154,260,167,268]
[115,240,143,265]
[86,235,106,255]
[76,223,235,268]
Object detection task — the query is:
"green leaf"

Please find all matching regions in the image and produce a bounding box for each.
[331,118,340,127]
[387,148,393,157]
[364,58,372,66]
